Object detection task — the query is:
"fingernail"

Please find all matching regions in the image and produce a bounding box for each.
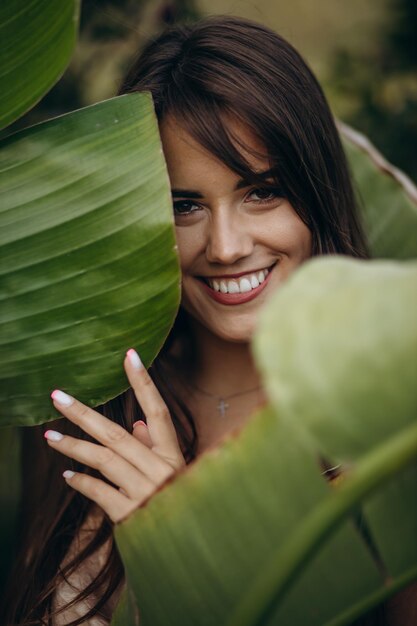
[126,349,143,370]
[51,389,74,406]
[133,420,147,429]
[63,470,75,479]
[44,430,64,442]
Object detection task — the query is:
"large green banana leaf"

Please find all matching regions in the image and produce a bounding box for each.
[340,123,417,259]
[114,258,417,626]
[0,93,180,426]
[252,257,417,624]
[0,0,80,130]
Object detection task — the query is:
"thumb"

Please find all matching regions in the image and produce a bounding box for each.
[132,421,153,449]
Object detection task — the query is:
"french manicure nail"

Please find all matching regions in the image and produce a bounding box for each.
[44,430,64,442]
[133,420,147,429]
[126,349,143,370]
[63,470,75,479]
[51,389,74,406]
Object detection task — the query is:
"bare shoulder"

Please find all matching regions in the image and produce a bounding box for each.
[51,507,125,625]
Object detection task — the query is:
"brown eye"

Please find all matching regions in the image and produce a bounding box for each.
[247,188,283,203]
[173,200,200,216]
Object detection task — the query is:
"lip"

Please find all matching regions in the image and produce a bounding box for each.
[197,264,275,306]
[199,266,272,280]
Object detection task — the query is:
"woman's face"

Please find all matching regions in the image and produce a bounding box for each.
[159,115,312,343]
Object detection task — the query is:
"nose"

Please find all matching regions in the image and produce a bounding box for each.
[205,207,254,265]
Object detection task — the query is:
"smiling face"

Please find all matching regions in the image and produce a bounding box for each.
[159,115,312,343]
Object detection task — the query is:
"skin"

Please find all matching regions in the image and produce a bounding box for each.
[165,115,312,344]
[45,114,312,522]
[47,356,185,522]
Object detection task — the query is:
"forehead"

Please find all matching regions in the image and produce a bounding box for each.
[159,114,271,181]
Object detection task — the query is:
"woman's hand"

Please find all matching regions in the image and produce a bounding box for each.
[44,349,186,523]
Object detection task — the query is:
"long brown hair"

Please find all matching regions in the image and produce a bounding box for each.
[2,15,370,626]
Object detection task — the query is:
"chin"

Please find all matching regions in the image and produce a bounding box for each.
[182,298,257,343]
[207,319,256,344]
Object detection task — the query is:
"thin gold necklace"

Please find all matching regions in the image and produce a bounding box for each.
[188,382,262,417]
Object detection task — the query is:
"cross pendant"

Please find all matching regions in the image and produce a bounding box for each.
[216,398,229,417]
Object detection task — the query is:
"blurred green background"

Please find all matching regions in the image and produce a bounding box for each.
[6,0,417,181]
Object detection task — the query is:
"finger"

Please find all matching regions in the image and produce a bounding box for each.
[44,430,155,501]
[62,470,138,523]
[132,421,153,449]
[124,349,185,466]
[50,390,176,484]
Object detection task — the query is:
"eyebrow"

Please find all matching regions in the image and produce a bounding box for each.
[171,177,271,199]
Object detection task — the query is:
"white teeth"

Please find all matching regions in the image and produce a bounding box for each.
[227,281,240,294]
[239,278,252,293]
[207,266,272,293]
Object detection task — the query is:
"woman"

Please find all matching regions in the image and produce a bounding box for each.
[4,14,404,626]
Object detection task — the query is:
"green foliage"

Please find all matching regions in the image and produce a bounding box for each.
[111,584,140,626]
[1,0,202,136]
[0,0,80,129]
[115,258,417,626]
[340,124,417,259]
[255,258,417,462]
[0,93,180,426]
[0,3,416,625]
[0,2,182,607]
[327,0,417,181]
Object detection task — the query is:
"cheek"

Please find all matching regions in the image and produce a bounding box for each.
[175,224,206,273]
[263,209,312,262]
[175,229,194,272]
[286,208,312,258]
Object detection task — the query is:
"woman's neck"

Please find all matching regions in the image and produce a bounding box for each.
[186,318,263,396]
[170,317,267,455]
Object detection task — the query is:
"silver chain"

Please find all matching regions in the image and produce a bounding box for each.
[188,382,262,417]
